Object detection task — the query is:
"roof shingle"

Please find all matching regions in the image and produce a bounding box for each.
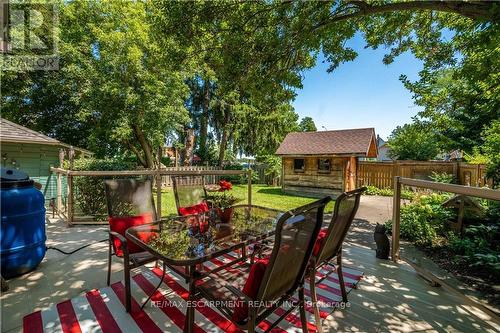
[276,128,377,157]
[0,118,60,144]
[0,118,92,154]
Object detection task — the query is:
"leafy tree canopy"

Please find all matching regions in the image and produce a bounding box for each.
[2,0,498,167]
[2,0,189,168]
[298,117,317,132]
[387,123,440,160]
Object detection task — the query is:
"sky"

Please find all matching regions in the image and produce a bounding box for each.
[292,33,424,140]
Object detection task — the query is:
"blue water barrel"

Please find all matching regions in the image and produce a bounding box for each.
[1,168,46,278]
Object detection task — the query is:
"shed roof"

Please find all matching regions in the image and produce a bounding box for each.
[0,118,92,154]
[276,127,378,157]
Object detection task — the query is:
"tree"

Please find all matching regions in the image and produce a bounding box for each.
[478,120,500,187]
[387,123,440,160]
[2,0,190,168]
[298,117,317,132]
[4,0,498,167]
[154,1,315,165]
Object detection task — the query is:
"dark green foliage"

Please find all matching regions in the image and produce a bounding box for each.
[387,123,440,160]
[258,155,282,186]
[481,121,500,187]
[298,117,317,132]
[387,191,500,277]
[449,224,500,275]
[220,164,258,185]
[386,193,453,246]
[70,158,138,219]
[364,185,414,200]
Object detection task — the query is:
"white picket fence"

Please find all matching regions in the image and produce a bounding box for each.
[160,166,221,187]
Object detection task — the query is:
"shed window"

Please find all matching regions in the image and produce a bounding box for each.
[293,159,305,172]
[318,158,331,172]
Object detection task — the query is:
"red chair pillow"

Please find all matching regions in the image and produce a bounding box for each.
[178,201,209,216]
[232,258,269,323]
[313,228,329,256]
[109,213,153,257]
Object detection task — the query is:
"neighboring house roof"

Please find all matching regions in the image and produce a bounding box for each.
[0,118,92,154]
[276,127,378,158]
[377,135,388,148]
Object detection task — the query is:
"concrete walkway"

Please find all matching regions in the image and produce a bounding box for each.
[345,195,393,248]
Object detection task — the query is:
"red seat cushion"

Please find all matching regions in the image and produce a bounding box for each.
[232,258,269,323]
[313,228,329,257]
[178,201,209,216]
[109,213,153,257]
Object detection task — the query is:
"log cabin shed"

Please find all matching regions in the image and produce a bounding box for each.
[276,128,378,198]
[0,118,91,203]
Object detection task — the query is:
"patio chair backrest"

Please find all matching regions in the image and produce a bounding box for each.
[104,178,157,220]
[256,196,331,303]
[171,176,207,212]
[315,187,365,264]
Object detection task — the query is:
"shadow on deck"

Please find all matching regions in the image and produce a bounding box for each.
[1,218,499,333]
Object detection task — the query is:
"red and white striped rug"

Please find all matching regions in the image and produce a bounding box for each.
[23,253,363,333]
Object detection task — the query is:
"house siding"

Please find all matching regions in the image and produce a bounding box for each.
[282,156,347,198]
[1,142,66,201]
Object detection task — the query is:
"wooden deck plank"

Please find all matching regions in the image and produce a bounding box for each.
[334,244,500,332]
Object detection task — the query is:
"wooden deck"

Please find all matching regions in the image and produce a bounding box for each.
[325,243,499,332]
[1,219,499,332]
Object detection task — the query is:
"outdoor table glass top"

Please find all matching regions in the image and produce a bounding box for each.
[126,204,283,266]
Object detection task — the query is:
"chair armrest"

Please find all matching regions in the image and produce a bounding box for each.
[108,230,128,256]
[204,272,253,302]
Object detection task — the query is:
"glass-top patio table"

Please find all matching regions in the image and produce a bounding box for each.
[126,204,284,333]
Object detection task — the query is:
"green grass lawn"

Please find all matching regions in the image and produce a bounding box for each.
[160,184,334,216]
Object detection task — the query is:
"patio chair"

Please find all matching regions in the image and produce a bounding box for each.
[104,178,158,312]
[171,175,210,216]
[196,196,331,333]
[308,187,366,333]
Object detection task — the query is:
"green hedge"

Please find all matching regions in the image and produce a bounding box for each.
[70,158,138,219]
[364,185,415,200]
[222,164,259,184]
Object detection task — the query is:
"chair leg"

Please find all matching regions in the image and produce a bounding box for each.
[184,265,196,333]
[124,256,132,312]
[298,286,309,333]
[247,309,257,333]
[107,241,112,286]
[309,269,323,333]
[336,252,348,303]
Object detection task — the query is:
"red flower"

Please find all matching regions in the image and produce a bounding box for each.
[218,180,232,192]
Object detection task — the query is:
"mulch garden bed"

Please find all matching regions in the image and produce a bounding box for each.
[420,246,500,309]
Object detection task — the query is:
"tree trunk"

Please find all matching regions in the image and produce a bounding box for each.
[199,80,210,162]
[132,124,155,169]
[313,0,497,30]
[218,106,231,167]
[184,128,196,166]
[218,128,228,167]
[126,141,148,168]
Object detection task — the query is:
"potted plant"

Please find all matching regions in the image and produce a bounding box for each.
[206,180,239,223]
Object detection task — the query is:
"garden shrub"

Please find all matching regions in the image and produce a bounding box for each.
[449,224,500,275]
[70,158,138,219]
[364,185,380,195]
[222,164,259,184]
[429,171,455,184]
[364,185,414,200]
[386,193,453,246]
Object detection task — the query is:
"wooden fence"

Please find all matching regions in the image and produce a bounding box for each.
[160,166,220,187]
[50,167,252,225]
[357,161,491,188]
